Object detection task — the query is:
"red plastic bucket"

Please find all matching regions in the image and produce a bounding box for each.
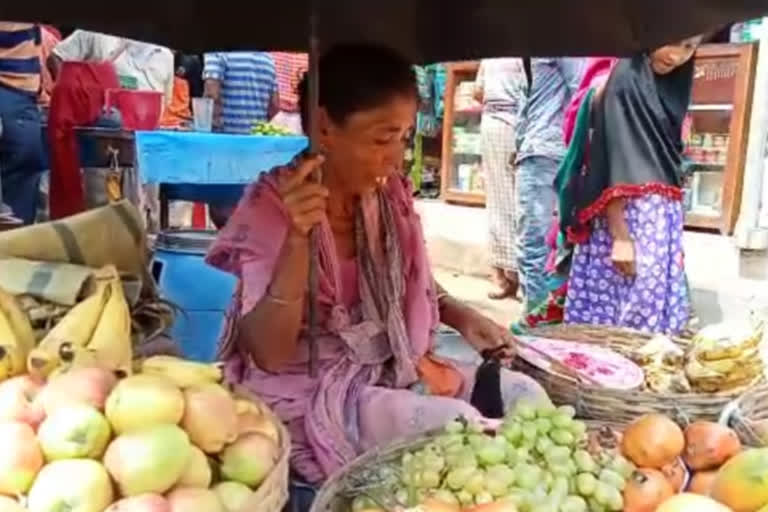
[105,89,163,130]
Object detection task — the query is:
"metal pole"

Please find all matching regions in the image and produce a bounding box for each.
[306,6,321,377]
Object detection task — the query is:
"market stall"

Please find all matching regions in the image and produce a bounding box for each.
[682,43,759,234]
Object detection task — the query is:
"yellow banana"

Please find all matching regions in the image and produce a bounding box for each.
[0,288,35,380]
[0,287,35,355]
[30,279,110,378]
[140,355,222,388]
[86,273,133,377]
[47,344,101,379]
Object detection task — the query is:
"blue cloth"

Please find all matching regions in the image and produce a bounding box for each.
[203,52,278,134]
[0,84,43,224]
[516,155,558,311]
[516,58,585,163]
[135,131,307,185]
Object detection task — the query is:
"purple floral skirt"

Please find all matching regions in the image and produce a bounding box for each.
[564,194,689,335]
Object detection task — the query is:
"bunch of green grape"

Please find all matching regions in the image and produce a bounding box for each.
[354,399,635,512]
[251,121,292,136]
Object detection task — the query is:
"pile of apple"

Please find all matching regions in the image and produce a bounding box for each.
[0,366,282,512]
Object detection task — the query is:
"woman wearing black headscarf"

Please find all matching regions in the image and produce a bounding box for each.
[562,37,701,335]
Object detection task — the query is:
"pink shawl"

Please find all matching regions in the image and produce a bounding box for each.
[206,171,440,483]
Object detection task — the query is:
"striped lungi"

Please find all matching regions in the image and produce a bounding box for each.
[480,113,518,271]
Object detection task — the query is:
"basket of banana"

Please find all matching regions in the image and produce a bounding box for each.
[0,277,291,512]
[510,323,767,426]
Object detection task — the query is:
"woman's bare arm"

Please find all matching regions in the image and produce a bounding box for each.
[606,198,630,240]
[237,234,309,372]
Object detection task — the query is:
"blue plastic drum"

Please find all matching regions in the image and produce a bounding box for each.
[151,230,236,362]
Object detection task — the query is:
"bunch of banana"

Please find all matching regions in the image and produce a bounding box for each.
[632,335,691,393]
[27,265,134,379]
[685,321,765,393]
[0,287,35,380]
[26,278,110,379]
[86,272,134,377]
[139,355,222,388]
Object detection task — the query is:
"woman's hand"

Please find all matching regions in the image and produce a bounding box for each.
[611,238,636,277]
[276,154,328,239]
[454,306,516,362]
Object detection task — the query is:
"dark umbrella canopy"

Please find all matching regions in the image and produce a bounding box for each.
[3,0,768,61]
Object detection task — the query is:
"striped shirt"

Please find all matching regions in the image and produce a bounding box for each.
[271,51,307,112]
[203,52,277,134]
[0,22,41,95]
[516,58,585,163]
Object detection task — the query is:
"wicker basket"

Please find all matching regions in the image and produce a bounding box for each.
[233,385,292,512]
[310,420,622,512]
[510,324,765,425]
[720,385,768,447]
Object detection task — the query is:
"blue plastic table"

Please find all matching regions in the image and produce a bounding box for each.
[135,131,308,227]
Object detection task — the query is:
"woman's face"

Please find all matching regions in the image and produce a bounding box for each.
[651,36,702,75]
[318,93,417,195]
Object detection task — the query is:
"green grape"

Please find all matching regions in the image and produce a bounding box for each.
[401,452,414,466]
[394,488,409,505]
[604,486,623,511]
[468,434,487,450]
[502,421,523,444]
[477,441,506,466]
[515,464,541,490]
[550,429,576,446]
[445,466,475,490]
[575,472,597,497]
[535,400,557,417]
[569,420,588,438]
[424,454,445,473]
[588,497,607,512]
[445,419,465,434]
[504,489,529,509]
[592,482,613,507]
[558,405,576,418]
[574,450,598,473]
[561,495,589,512]
[551,413,573,429]
[456,490,474,507]
[515,399,538,420]
[608,455,635,479]
[464,470,486,495]
[535,436,554,456]
[467,422,484,434]
[522,423,538,442]
[540,470,553,491]
[505,443,518,466]
[411,472,424,488]
[544,445,571,466]
[550,476,570,501]
[598,469,625,491]
[516,447,532,463]
[475,491,494,505]
[535,417,553,435]
[421,469,441,489]
[431,489,459,506]
[485,473,509,498]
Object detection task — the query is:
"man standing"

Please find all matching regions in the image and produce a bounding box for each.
[203,52,279,134]
[270,51,307,134]
[0,22,43,225]
[46,30,174,220]
[515,58,584,311]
